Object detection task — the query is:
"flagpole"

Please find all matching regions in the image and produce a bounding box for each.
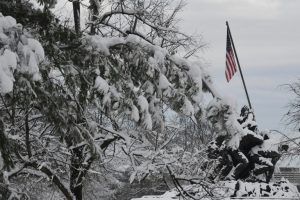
[226,21,253,110]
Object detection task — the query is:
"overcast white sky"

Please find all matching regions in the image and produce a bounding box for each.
[178,0,300,132]
[47,0,300,132]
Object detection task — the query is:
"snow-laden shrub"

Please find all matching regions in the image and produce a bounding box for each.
[0,12,44,93]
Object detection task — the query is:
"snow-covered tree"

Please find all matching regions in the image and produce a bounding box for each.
[276,80,300,174]
[0,1,219,199]
[284,80,300,129]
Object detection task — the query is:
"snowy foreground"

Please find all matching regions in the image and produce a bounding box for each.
[132,180,300,200]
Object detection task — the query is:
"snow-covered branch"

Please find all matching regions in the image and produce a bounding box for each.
[26,161,74,200]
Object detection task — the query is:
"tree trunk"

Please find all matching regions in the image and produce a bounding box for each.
[0,119,13,170]
[70,147,83,200]
[25,111,32,158]
[73,1,81,34]
[89,0,100,35]
[71,184,83,200]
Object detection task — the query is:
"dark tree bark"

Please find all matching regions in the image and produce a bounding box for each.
[25,112,32,158]
[73,0,81,34]
[0,119,13,170]
[69,147,94,200]
[70,148,84,200]
[89,0,100,35]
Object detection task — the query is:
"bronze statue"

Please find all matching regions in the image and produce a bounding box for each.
[206,99,280,183]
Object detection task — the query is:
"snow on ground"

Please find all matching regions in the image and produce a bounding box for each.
[131,180,300,200]
[131,191,179,200]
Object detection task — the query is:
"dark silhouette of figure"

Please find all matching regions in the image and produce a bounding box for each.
[206,103,281,183]
[238,105,257,132]
[249,132,281,183]
[207,135,233,181]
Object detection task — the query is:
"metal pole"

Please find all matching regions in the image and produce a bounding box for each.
[226,21,253,109]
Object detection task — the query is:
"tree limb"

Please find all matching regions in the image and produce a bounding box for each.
[26,162,74,200]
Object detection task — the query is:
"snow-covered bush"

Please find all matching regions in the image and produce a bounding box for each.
[0,13,44,93]
[0,11,46,199]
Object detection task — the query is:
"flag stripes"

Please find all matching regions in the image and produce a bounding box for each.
[225,21,253,109]
[225,28,237,82]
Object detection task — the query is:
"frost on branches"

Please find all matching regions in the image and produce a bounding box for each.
[83,32,217,185]
[0,8,216,199]
[85,34,212,131]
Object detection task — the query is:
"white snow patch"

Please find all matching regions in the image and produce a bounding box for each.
[143,112,152,130]
[2,49,17,70]
[0,17,46,83]
[0,32,9,44]
[0,49,17,93]
[94,76,109,94]
[28,51,40,80]
[49,69,64,85]
[138,95,149,112]
[191,91,203,104]
[86,35,124,55]
[109,85,121,99]
[187,61,202,88]
[226,118,245,149]
[158,74,171,89]
[147,57,158,69]
[153,46,167,65]
[132,180,300,199]
[27,38,45,63]
[125,34,167,65]
[143,81,154,94]
[252,138,278,154]
[131,105,140,122]
[0,15,16,32]
[181,97,194,116]
[169,55,189,68]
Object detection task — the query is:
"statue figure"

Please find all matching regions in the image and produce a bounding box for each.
[249,130,281,183]
[206,99,281,183]
[237,105,257,132]
[206,98,251,181]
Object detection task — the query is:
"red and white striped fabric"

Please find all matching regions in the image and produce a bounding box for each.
[225,28,237,82]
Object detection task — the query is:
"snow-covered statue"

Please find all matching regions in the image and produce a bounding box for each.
[250,130,281,182]
[205,98,281,183]
[237,106,280,182]
[237,105,257,132]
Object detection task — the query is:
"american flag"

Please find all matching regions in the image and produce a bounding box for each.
[225,28,237,82]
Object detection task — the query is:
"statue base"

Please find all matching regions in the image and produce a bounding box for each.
[132,179,300,199]
[222,179,299,198]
